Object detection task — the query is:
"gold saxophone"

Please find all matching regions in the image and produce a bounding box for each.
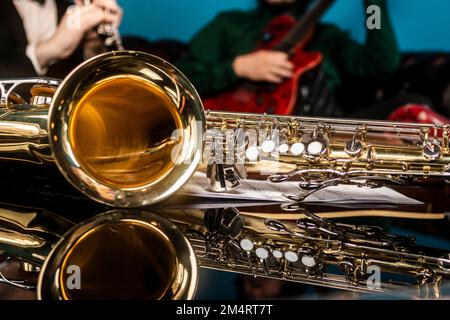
[1,200,449,299]
[1,51,450,299]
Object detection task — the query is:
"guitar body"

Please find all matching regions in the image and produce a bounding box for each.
[203,15,323,115]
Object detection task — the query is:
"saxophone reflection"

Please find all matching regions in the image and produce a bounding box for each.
[165,204,450,299]
[3,189,450,300]
[0,203,197,300]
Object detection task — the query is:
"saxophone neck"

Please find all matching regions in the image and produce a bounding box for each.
[0,205,72,266]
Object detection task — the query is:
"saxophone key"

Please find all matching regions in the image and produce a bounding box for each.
[240,238,257,277]
[278,143,290,154]
[255,247,271,276]
[290,142,305,156]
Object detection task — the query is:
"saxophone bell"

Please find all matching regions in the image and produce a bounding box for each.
[0,207,198,300]
[0,51,205,207]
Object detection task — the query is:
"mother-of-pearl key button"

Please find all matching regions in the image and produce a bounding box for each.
[290,143,305,156]
[245,146,259,161]
[423,141,442,160]
[261,140,276,153]
[240,239,254,251]
[284,251,299,263]
[255,247,269,259]
[307,141,324,156]
[278,144,289,154]
[301,255,317,268]
[272,250,283,259]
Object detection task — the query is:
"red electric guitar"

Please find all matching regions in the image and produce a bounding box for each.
[203,0,335,115]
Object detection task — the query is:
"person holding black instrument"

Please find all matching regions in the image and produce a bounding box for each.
[0,0,123,78]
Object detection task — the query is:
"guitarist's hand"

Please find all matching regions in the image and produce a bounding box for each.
[233,50,294,83]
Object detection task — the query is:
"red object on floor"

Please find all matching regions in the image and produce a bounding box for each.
[388,104,450,125]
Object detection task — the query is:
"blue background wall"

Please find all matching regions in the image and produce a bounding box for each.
[118,0,450,52]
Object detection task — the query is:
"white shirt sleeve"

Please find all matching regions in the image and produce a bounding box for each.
[14,0,58,76]
[26,43,48,76]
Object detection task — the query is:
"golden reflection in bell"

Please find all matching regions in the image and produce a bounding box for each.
[69,75,183,189]
[59,221,178,300]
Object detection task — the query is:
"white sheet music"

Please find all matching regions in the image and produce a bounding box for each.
[179,172,423,205]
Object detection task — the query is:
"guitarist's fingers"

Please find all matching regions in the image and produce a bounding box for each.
[270,52,294,68]
[270,51,290,60]
[271,67,293,79]
[275,60,294,71]
[265,73,284,84]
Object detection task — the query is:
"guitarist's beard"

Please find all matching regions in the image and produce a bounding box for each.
[259,0,310,15]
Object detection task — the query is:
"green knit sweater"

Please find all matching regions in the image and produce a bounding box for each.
[177,0,400,97]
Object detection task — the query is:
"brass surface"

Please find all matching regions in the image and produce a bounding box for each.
[59,220,177,300]
[69,75,182,189]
